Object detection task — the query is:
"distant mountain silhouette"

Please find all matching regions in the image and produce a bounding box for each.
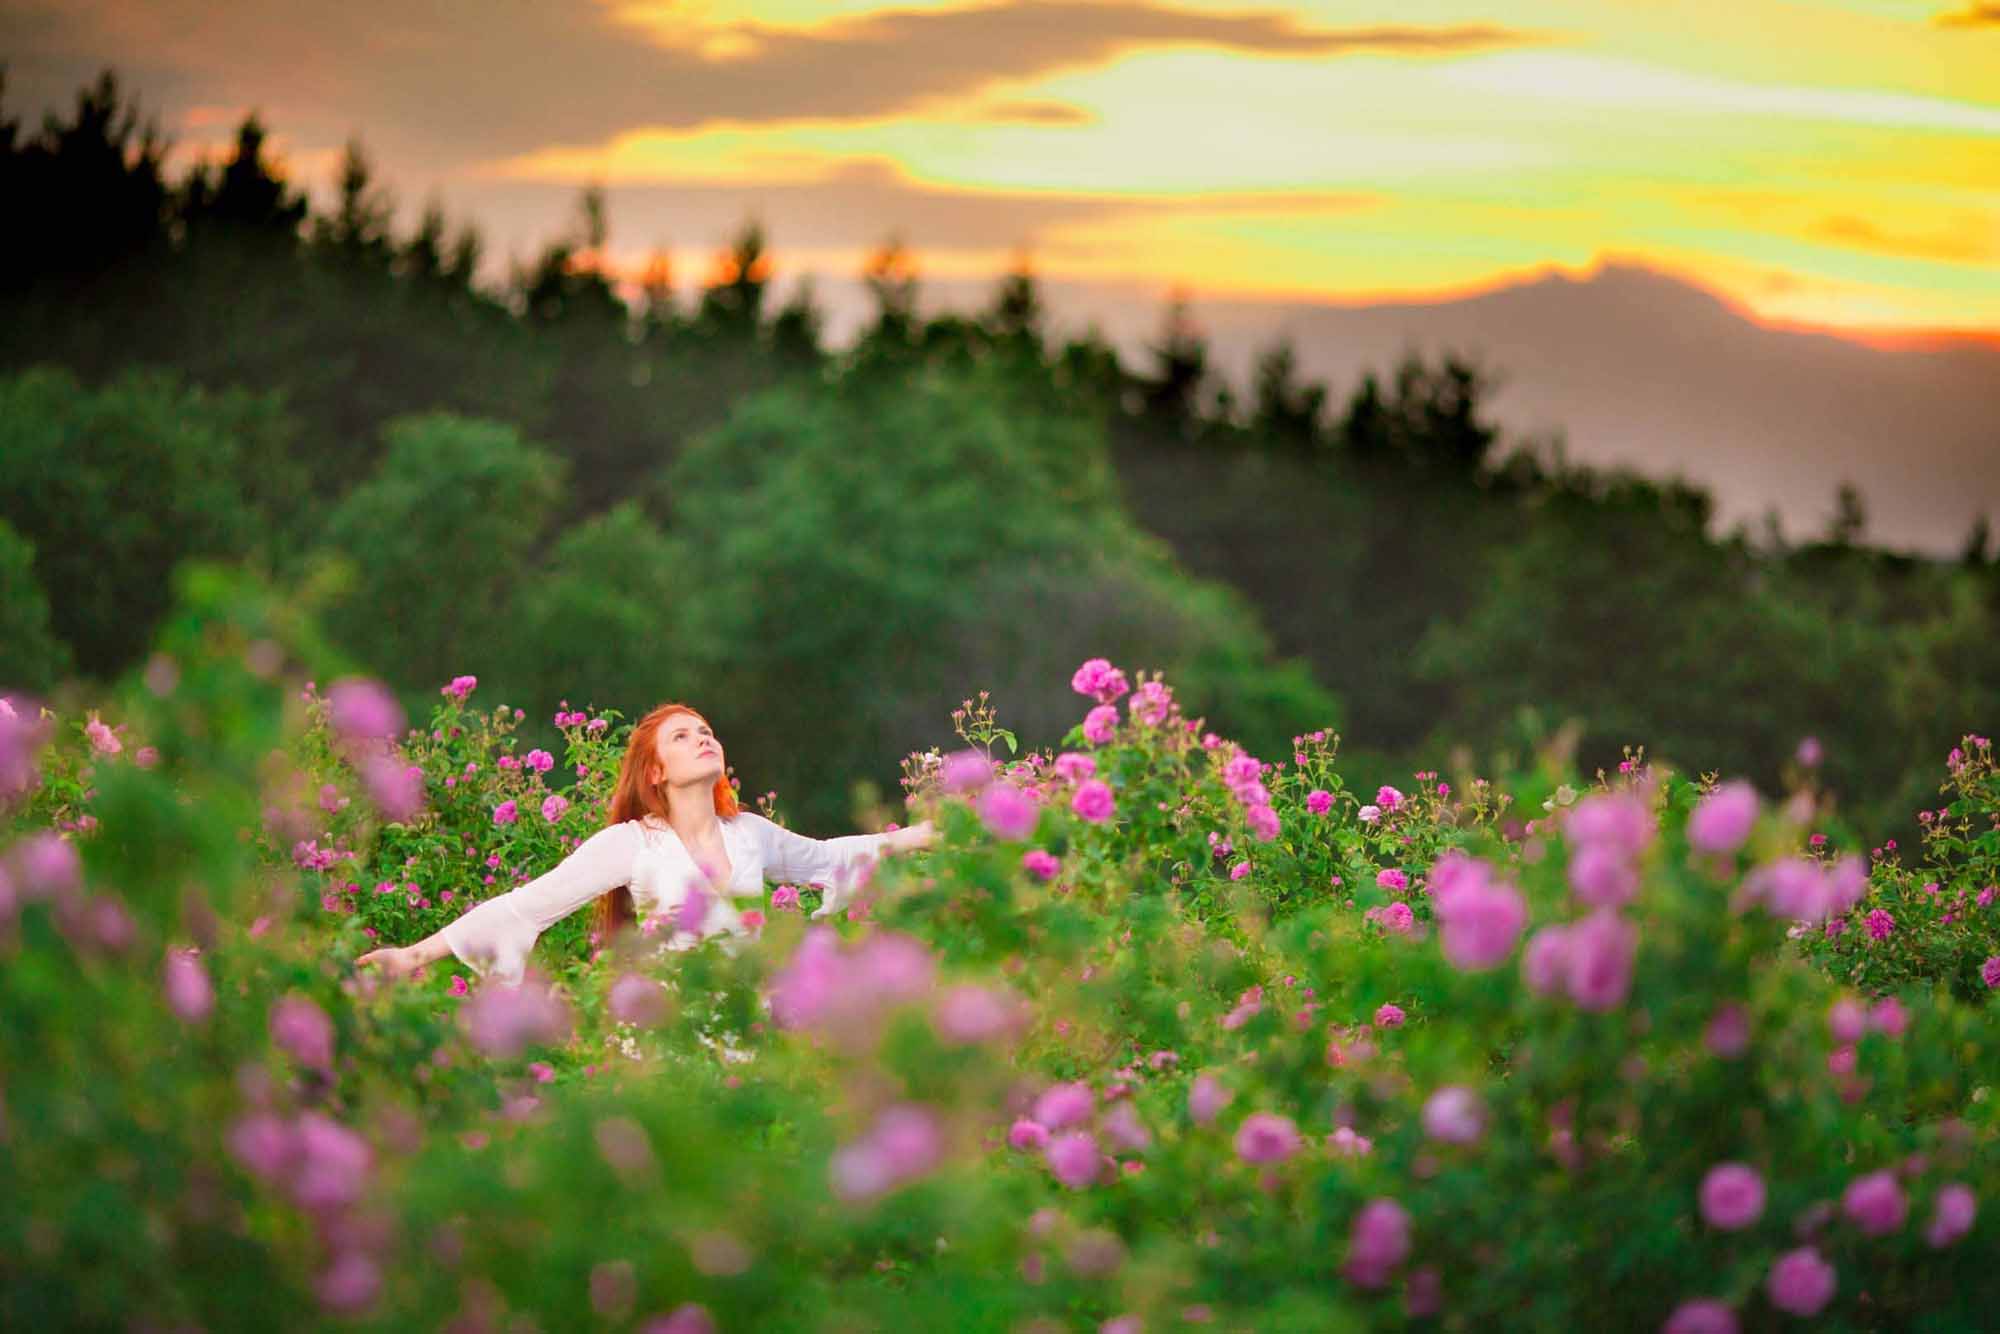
[867,260,1999,557]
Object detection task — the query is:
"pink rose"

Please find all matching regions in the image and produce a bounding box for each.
[1698,1162,1765,1230]
[1764,1247,1835,1316]
[1343,1198,1411,1289]
[1430,853,1526,970]
[977,784,1037,840]
[1082,705,1120,745]
[1688,781,1758,854]
[1421,1086,1485,1145]
[1045,1130,1102,1189]
[1070,779,1116,824]
[1842,1169,1907,1236]
[1233,1112,1302,1164]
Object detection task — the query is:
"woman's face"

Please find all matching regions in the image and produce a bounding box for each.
[651,714,724,789]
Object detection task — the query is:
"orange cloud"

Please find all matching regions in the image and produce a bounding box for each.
[1934,3,2000,27]
[975,100,1095,126]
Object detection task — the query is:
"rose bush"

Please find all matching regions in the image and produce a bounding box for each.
[1802,735,2000,1002]
[1,567,1994,1330]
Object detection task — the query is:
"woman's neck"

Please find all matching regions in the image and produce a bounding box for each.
[663,785,723,845]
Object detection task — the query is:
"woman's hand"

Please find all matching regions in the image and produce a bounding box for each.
[888,819,937,853]
[355,934,449,981]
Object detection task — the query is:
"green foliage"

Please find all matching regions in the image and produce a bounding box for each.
[0,364,303,676]
[1805,736,2000,1001]
[498,502,683,719]
[0,519,73,691]
[316,413,565,700]
[1412,489,1999,837]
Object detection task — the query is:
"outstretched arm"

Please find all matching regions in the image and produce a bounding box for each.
[357,822,643,986]
[746,813,935,918]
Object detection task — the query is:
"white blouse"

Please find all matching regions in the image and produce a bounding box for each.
[440,811,893,985]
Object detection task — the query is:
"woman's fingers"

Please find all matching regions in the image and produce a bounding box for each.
[356,947,412,977]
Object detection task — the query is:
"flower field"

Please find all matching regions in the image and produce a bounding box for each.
[2,568,1997,1331]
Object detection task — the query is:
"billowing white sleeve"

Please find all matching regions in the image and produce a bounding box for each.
[441,822,642,985]
[743,812,895,919]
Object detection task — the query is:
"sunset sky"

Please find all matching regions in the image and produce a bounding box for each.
[7,0,1998,339]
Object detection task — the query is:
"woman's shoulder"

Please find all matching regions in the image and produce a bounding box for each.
[587,819,654,852]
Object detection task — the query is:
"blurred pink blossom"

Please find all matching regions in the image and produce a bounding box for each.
[1689,781,1758,854]
[1033,1081,1094,1130]
[328,678,404,742]
[1008,1118,1050,1151]
[931,984,1027,1045]
[1234,1112,1302,1164]
[227,1112,298,1180]
[939,748,994,793]
[1841,1170,1907,1236]
[1662,1299,1739,1334]
[1343,1198,1412,1289]
[1699,1163,1765,1230]
[609,973,669,1027]
[1568,842,1639,908]
[1044,1130,1102,1189]
[360,754,424,821]
[1565,911,1637,1011]
[269,994,335,1070]
[1926,1183,1976,1248]
[1566,791,1654,857]
[463,975,573,1058]
[291,1112,373,1212]
[1704,1004,1751,1058]
[163,948,214,1023]
[1429,853,1526,970]
[1764,1247,1835,1316]
[830,1103,944,1201]
[316,1251,381,1315]
[13,831,79,898]
[1421,1086,1485,1145]
[1188,1073,1232,1125]
[978,783,1038,839]
[640,1304,715,1334]
[1071,779,1116,824]
[1827,998,1866,1043]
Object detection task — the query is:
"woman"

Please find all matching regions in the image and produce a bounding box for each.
[356,703,935,986]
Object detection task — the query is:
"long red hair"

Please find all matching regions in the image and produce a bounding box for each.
[595,703,739,941]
